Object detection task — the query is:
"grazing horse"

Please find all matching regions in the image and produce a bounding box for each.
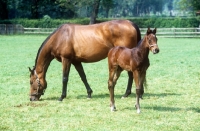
[107,28,159,113]
[29,20,141,101]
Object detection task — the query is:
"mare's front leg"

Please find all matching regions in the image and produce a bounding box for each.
[73,62,93,98]
[122,71,133,98]
[133,70,143,114]
[59,58,71,101]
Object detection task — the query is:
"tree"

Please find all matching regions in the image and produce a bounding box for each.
[0,0,9,20]
[89,0,100,24]
[179,0,200,12]
[101,0,114,18]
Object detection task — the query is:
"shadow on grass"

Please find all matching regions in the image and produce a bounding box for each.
[41,96,61,101]
[144,92,181,98]
[123,106,200,113]
[75,92,181,99]
[76,93,124,99]
[143,106,182,112]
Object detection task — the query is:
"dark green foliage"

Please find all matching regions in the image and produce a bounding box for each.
[0,17,199,28]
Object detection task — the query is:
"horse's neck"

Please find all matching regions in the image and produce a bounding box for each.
[35,46,53,80]
[137,36,149,58]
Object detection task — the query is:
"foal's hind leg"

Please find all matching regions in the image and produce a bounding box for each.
[108,67,121,111]
[73,62,93,98]
[139,71,146,99]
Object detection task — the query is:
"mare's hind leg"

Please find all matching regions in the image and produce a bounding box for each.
[59,58,71,101]
[122,71,133,98]
[73,62,93,98]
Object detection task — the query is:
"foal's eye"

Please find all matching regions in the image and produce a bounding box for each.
[149,40,151,43]
[30,81,33,85]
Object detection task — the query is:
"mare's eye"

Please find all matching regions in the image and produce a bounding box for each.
[30,81,33,85]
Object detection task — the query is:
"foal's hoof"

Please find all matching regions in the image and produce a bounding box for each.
[135,105,141,114]
[111,107,117,112]
[137,109,141,114]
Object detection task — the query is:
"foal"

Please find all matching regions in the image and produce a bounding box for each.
[107,28,159,113]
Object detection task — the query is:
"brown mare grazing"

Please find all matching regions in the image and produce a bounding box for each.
[107,28,159,113]
[29,20,141,101]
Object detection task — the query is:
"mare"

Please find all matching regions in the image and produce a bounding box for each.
[29,20,141,101]
[107,28,159,113]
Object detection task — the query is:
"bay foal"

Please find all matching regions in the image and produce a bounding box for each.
[107,28,159,113]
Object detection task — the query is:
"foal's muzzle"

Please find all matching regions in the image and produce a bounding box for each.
[153,48,159,54]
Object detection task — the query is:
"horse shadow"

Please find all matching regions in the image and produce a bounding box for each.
[75,92,181,100]
[144,92,181,98]
[122,106,200,113]
[76,93,122,99]
[41,93,200,113]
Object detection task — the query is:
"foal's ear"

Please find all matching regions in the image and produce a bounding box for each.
[147,28,151,35]
[153,28,157,34]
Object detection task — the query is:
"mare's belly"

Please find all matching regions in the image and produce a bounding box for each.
[75,45,110,63]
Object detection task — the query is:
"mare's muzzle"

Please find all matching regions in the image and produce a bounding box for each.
[30,92,43,101]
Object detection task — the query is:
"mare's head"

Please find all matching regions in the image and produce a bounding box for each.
[29,67,46,101]
[146,28,159,54]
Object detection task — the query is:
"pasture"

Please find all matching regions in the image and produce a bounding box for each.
[0,35,200,130]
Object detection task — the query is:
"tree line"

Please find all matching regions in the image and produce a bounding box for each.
[0,0,199,24]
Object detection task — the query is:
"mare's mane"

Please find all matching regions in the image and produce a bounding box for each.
[33,26,61,69]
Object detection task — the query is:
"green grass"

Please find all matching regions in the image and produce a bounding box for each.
[0,35,200,131]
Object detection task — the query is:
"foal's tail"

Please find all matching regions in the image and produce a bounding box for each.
[143,76,148,90]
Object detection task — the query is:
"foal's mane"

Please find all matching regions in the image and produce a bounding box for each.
[33,26,61,69]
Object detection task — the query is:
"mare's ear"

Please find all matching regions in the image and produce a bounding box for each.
[28,67,34,75]
[146,27,151,35]
[153,28,157,34]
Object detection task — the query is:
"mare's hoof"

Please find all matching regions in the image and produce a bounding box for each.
[58,95,66,101]
[87,95,92,99]
[87,90,93,99]
[121,92,131,98]
[58,98,63,101]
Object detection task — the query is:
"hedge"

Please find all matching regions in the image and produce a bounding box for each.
[0,17,199,28]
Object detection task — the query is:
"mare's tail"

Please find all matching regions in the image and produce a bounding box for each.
[131,22,141,43]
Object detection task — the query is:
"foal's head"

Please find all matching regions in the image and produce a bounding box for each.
[146,28,159,54]
[29,67,46,101]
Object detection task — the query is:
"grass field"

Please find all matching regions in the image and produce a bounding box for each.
[0,35,200,131]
